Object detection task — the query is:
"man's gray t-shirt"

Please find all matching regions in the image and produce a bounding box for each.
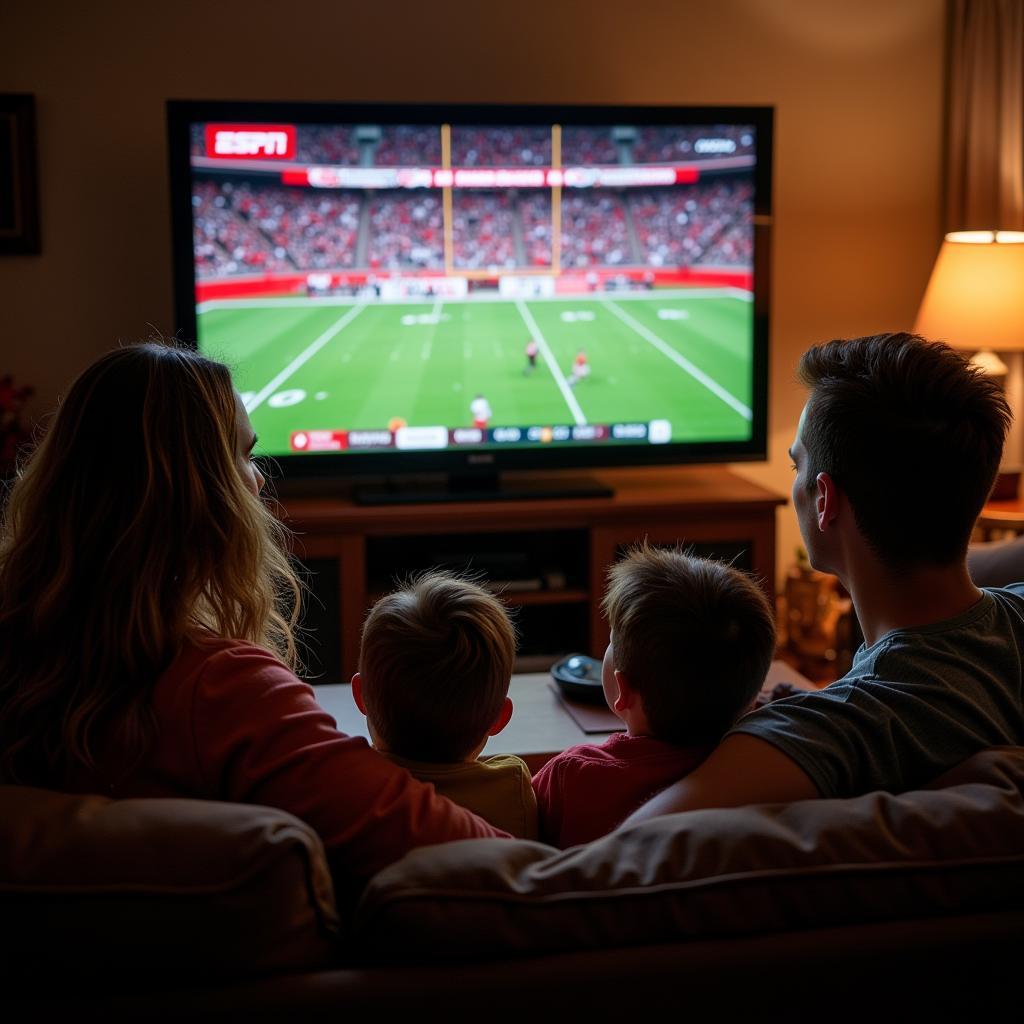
[731,585,1024,797]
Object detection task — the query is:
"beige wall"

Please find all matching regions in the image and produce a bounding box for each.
[0,0,945,584]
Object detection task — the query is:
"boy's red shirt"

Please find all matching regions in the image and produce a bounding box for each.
[532,732,712,848]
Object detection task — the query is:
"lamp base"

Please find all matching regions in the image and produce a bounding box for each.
[970,349,1009,378]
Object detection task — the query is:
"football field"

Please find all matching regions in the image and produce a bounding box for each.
[196,290,755,456]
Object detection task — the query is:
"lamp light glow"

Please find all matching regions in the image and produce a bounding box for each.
[914,231,1024,353]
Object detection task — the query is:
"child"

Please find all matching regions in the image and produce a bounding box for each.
[352,571,538,839]
[533,544,776,847]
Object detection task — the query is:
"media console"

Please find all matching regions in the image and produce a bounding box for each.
[279,466,785,683]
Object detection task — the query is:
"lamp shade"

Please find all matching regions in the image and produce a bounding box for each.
[914,231,1024,351]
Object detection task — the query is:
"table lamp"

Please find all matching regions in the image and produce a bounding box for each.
[914,230,1024,379]
[914,230,1024,497]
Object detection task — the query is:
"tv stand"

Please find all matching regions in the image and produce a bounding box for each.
[353,472,613,505]
[280,466,785,683]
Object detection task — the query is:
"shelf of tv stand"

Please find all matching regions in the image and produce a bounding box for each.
[278,465,786,682]
[497,588,591,606]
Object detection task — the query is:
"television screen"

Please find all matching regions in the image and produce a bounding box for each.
[169,103,771,478]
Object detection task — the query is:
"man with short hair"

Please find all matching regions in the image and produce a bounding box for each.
[626,332,1024,822]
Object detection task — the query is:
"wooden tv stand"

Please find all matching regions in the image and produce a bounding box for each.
[278,466,785,683]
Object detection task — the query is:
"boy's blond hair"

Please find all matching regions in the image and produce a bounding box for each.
[601,543,776,745]
[359,571,517,762]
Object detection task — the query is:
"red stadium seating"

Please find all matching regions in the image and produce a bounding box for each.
[366,193,444,270]
[452,193,518,269]
[629,182,753,267]
[192,175,753,278]
[450,127,551,167]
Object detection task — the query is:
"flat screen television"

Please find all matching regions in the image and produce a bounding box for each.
[168,101,772,500]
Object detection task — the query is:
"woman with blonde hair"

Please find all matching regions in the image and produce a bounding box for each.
[0,342,508,881]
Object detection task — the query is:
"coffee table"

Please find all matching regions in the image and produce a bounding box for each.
[314,659,815,773]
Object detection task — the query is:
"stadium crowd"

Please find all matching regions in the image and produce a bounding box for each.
[192,181,293,276]
[559,126,618,166]
[372,126,442,167]
[452,193,518,269]
[560,193,631,268]
[295,126,360,165]
[193,176,753,278]
[519,193,553,267]
[226,183,361,270]
[366,193,443,270]
[450,127,551,167]
[629,181,754,267]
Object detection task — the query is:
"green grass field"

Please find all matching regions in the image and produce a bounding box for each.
[196,289,754,457]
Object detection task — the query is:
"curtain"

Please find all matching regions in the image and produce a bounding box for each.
[946,0,1024,230]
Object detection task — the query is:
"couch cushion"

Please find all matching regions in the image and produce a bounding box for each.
[354,746,1024,961]
[0,786,339,980]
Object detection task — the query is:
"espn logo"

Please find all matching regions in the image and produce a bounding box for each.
[205,124,297,160]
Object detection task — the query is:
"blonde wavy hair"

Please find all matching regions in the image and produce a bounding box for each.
[0,342,301,785]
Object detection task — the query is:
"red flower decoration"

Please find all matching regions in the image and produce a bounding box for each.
[0,375,34,475]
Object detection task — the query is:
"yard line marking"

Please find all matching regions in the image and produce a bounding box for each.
[603,299,752,421]
[245,303,367,413]
[515,299,586,426]
[422,297,442,361]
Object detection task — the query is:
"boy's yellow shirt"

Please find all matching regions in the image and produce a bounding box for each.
[383,752,539,840]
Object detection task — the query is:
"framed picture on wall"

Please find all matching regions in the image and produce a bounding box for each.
[0,94,41,255]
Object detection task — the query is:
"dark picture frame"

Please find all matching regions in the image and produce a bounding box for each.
[0,94,41,255]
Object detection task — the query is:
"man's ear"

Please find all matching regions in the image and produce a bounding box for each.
[351,672,367,716]
[612,669,639,716]
[487,696,514,737]
[815,472,840,531]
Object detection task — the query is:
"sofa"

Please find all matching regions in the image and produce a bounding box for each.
[4,747,1024,1021]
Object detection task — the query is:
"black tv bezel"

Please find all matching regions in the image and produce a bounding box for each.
[168,99,772,481]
